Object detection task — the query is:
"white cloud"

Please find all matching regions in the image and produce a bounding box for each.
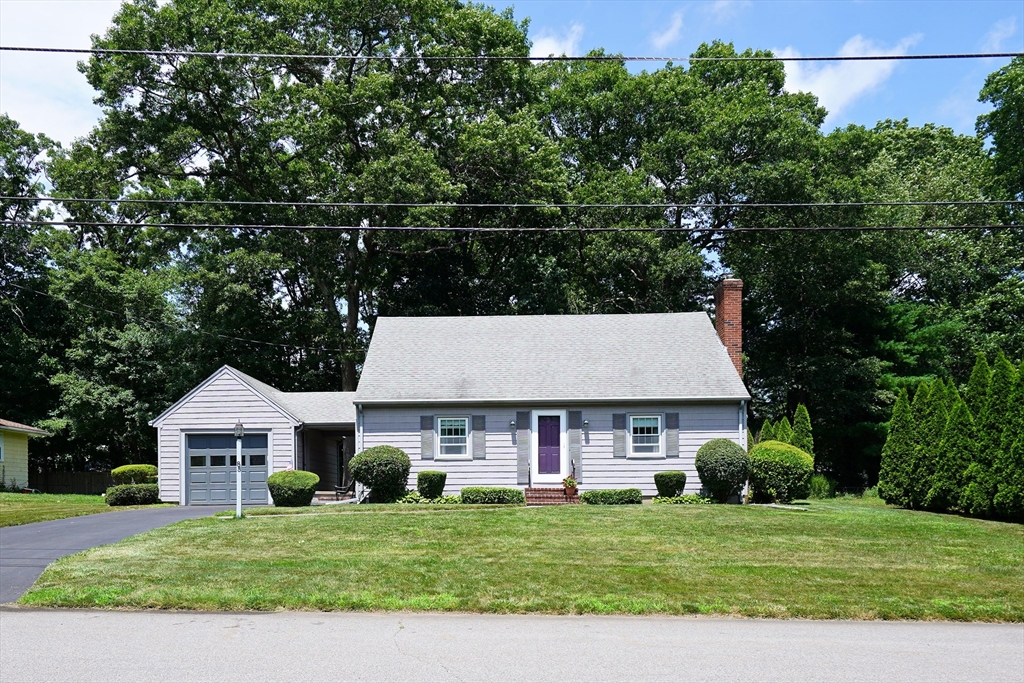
[779,34,923,123]
[530,23,584,59]
[703,1,751,23]
[650,11,684,51]
[981,17,1017,51]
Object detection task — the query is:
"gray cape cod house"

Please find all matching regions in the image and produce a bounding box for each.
[151,279,749,504]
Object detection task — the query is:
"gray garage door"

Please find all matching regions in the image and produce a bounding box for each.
[186,434,269,505]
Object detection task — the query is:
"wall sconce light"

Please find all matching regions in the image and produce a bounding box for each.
[583,420,589,429]
[510,419,517,429]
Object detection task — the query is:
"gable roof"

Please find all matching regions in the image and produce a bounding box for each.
[0,418,50,437]
[355,313,750,404]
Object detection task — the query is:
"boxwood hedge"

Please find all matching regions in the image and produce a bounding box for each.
[110,464,157,485]
[459,487,526,505]
[653,471,687,498]
[349,445,411,503]
[694,438,749,503]
[749,440,814,503]
[579,488,643,505]
[105,483,160,506]
[267,470,320,507]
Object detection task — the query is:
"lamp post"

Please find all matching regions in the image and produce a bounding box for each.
[234,421,244,518]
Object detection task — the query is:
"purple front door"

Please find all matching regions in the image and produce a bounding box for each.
[538,415,561,475]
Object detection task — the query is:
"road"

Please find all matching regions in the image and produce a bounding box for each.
[1,609,1021,682]
[0,506,228,603]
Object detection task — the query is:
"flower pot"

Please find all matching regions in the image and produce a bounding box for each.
[564,486,578,497]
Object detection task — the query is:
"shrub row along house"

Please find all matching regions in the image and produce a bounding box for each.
[150,279,750,505]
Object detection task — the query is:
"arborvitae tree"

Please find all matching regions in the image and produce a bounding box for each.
[909,380,932,451]
[907,378,949,508]
[775,417,794,444]
[759,420,776,443]
[747,428,755,451]
[963,352,1019,516]
[1000,361,1024,455]
[878,388,913,506]
[791,403,814,455]
[993,365,1024,520]
[964,352,992,417]
[925,388,976,513]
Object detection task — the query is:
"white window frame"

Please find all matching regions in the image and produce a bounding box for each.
[531,409,568,484]
[628,414,665,458]
[436,416,471,461]
[0,431,5,462]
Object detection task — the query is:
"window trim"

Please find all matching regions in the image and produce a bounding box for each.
[0,431,4,461]
[435,416,472,461]
[628,414,665,458]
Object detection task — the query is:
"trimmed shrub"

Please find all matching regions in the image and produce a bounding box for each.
[579,488,642,505]
[349,445,412,503]
[807,474,837,499]
[791,404,814,455]
[694,438,749,503]
[267,470,320,507]
[749,441,814,503]
[397,491,462,505]
[105,483,160,506]
[652,494,712,505]
[111,464,157,485]
[459,487,525,505]
[417,470,447,499]
[653,471,687,498]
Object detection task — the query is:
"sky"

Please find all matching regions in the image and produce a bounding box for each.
[0,0,1022,146]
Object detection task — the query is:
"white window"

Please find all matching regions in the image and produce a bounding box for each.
[630,415,662,456]
[437,417,469,459]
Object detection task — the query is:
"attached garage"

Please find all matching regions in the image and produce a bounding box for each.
[185,434,269,505]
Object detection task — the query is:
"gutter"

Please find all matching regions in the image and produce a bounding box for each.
[353,395,752,406]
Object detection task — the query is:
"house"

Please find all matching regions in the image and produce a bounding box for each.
[0,419,50,489]
[151,279,749,504]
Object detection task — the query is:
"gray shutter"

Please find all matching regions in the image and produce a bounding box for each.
[516,410,531,485]
[666,412,680,458]
[568,410,583,482]
[472,415,486,460]
[612,413,627,458]
[420,415,434,461]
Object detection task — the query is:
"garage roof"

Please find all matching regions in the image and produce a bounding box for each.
[229,368,356,425]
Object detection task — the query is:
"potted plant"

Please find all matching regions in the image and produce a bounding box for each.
[562,476,578,497]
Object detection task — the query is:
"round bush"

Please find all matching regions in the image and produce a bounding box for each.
[111,464,157,485]
[267,470,320,507]
[749,441,814,503]
[349,445,411,503]
[694,438,750,503]
[105,483,160,506]
[417,470,447,499]
[654,471,687,498]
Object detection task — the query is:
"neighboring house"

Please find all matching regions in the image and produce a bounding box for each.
[152,279,749,504]
[0,419,50,489]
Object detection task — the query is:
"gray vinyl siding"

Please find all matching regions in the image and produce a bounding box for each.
[360,402,744,497]
[155,371,296,503]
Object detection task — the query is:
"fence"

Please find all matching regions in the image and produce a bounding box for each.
[28,471,113,495]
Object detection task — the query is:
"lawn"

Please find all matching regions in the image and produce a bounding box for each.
[20,496,1024,621]
[0,492,169,527]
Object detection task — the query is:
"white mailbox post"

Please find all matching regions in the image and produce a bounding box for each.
[234,421,244,518]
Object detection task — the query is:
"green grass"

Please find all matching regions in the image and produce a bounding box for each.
[0,492,170,527]
[20,496,1024,621]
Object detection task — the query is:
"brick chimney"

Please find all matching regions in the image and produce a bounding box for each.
[714,278,743,376]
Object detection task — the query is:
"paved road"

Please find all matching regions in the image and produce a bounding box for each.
[1,609,1020,683]
[0,506,228,603]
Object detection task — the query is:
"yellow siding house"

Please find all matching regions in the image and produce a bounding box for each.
[0,418,49,489]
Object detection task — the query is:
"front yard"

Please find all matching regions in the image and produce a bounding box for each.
[20,496,1024,621]
[0,492,168,527]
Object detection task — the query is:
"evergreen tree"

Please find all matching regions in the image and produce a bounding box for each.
[878,388,913,506]
[963,352,1019,515]
[747,428,755,451]
[907,378,949,508]
[791,403,814,455]
[993,365,1024,520]
[775,417,794,444]
[964,351,992,417]
[760,420,776,443]
[1000,361,1024,455]
[925,387,976,512]
[909,380,932,451]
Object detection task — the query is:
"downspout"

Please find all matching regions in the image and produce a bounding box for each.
[355,403,365,501]
[295,424,305,471]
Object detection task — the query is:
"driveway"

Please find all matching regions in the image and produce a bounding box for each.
[0,506,228,603]
[0,610,1021,682]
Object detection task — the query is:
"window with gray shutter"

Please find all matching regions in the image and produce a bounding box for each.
[420,415,434,460]
[472,415,486,459]
[666,412,680,458]
[516,410,531,484]
[612,413,627,458]
[568,410,583,481]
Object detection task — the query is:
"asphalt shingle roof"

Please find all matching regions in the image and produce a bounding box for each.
[230,368,356,424]
[355,313,750,403]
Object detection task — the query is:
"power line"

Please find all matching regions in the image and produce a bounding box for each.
[6,196,1021,210]
[9,282,347,355]
[3,219,1017,233]
[1,45,1020,62]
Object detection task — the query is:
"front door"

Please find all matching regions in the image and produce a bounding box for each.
[538,416,561,475]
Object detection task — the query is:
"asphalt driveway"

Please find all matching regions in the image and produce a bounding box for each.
[0,506,228,603]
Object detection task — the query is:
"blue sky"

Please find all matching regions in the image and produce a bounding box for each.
[1,0,1021,145]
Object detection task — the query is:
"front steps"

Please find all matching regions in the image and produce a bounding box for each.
[525,487,579,506]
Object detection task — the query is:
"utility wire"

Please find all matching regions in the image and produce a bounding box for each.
[3,219,1017,233]
[5,196,1021,210]
[1,45,1021,62]
[9,282,347,355]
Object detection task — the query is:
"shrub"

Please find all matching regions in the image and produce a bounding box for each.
[749,441,814,503]
[925,391,976,513]
[878,388,913,507]
[111,464,157,485]
[459,487,526,505]
[397,491,462,505]
[791,404,814,455]
[694,438,749,503]
[267,470,320,507]
[807,474,837,499]
[579,488,642,505]
[417,470,447,499]
[774,417,794,445]
[653,471,687,498]
[105,484,160,506]
[652,494,712,505]
[349,446,411,503]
